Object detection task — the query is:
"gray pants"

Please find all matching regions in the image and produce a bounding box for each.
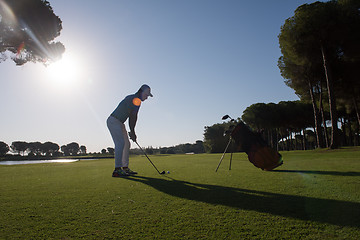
[107,116,130,168]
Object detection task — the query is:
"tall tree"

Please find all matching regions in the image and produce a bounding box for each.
[107,147,115,155]
[278,55,326,148]
[42,141,60,156]
[28,141,43,155]
[278,1,349,148]
[79,145,87,155]
[61,142,80,156]
[0,141,9,156]
[10,141,28,155]
[0,0,64,65]
[337,0,360,128]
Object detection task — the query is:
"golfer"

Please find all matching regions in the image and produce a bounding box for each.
[107,84,153,177]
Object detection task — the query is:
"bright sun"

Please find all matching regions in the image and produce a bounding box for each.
[45,52,83,88]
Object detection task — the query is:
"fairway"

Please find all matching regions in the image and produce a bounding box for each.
[1,148,360,239]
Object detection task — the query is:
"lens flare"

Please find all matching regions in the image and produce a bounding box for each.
[0,0,17,25]
[132,98,141,106]
[16,42,25,57]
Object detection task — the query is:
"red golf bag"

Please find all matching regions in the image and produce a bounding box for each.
[231,121,283,171]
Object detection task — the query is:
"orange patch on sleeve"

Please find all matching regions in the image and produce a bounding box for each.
[132,97,141,106]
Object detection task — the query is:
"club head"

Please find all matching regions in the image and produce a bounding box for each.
[160,171,166,175]
[222,114,235,122]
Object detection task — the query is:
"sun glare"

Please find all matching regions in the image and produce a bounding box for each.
[46,52,82,88]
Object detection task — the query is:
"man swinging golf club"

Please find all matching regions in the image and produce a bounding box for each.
[107,84,153,177]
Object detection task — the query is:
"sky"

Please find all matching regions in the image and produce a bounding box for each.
[1,0,318,153]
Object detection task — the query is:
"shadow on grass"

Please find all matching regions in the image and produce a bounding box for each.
[272,170,360,177]
[124,176,360,228]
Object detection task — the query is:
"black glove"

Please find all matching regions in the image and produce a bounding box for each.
[129,131,137,142]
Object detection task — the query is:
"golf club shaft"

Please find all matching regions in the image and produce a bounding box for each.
[135,141,162,175]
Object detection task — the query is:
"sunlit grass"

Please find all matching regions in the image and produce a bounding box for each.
[1,148,360,239]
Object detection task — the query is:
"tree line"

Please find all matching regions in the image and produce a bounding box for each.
[0,141,87,157]
[101,141,206,156]
[203,100,359,153]
[0,140,206,158]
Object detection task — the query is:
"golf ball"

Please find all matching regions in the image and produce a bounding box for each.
[167,171,170,174]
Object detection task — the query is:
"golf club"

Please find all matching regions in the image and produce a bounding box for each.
[134,141,166,175]
[222,114,235,122]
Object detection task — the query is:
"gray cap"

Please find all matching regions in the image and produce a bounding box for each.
[140,84,153,97]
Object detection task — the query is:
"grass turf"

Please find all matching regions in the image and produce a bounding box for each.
[1,148,360,239]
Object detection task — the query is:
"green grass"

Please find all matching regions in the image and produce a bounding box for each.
[1,148,360,239]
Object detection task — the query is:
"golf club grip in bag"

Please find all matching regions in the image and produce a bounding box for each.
[230,121,283,171]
